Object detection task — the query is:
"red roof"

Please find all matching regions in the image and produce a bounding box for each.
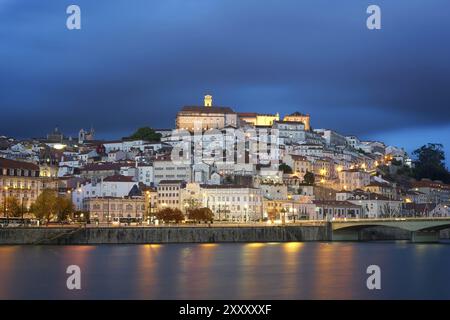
[103,175,134,182]
[0,158,39,171]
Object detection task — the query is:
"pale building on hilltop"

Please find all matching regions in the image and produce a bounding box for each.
[176,95,238,131]
[314,129,347,147]
[283,112,311,131]
[273,120,306,144]
[238,113,280,127]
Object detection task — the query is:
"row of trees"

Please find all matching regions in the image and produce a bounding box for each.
[155,207,214,223]
[2,190,74,222]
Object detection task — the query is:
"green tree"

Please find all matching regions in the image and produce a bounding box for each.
[188,207,214,222]
[412,143,450,183]
[55,197,74,222]
[268,209,278,222]
[279,163,293,174]
[156,208,185,223]
[4,196,21,217]
[30,189,58,222]
[303,171,315,185]
[129,127,162,142]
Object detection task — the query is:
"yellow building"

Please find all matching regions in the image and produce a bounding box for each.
[283,112,311,131]
[238,112,280,126]
[84,196,145,222]
[0,159,43,211]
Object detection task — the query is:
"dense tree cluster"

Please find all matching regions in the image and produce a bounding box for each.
[412,143,450,183]
[129,127,162,142]
[155,208,185,223]
[187,207,214,222]
[30,189,74,222]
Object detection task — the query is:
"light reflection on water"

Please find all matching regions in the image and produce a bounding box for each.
[0,242,449,299]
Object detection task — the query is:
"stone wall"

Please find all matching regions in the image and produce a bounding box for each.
[0,226,331,245]
[1,225,449,245]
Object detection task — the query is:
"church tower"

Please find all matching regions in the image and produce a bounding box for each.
[204,94,212,107]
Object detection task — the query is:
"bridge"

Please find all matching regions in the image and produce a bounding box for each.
[331,217,450,242]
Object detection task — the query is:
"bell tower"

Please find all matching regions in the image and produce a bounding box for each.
[204,94,212,107]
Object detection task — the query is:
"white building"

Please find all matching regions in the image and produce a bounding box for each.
[137,164,154,186]
[153,160,192,185]
[272,120,305,144]
[345,192,402,219]
[157,180,184,210]
[103,140,164,153]
[315,129,347,147]
[200,185,264,221]
[72,175,138,210]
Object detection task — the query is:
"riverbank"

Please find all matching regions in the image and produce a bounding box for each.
[1,225,450,244]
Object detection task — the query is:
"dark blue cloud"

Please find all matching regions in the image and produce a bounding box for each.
[1,0,450,162]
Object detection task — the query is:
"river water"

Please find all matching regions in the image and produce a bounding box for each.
[0,242,449,299]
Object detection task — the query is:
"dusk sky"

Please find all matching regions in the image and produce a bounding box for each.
[1,0,449,164]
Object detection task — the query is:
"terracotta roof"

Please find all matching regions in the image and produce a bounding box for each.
[201,184,257,189]
[0,158,39,171]
[103,175,135,182]
[179,106,235,114]
[82,162,134,171]
[366,181,392,188]
[274,120,305,125]
[158,180,185,184]
[286,112,309,117]
[238,112,258,117]
[411,180,450,190]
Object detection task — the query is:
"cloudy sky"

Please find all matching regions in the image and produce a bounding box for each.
[1,0,449,163]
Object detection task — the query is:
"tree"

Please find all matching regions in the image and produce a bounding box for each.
[303,171,315,185]
[129,127,162,142]
[188,207,214,222]
[4,196,21,217]
[268,209,278,222]
[55,197,74,222]
[412,143,450,183]
[30,189,58,222]
[279,163,293,174]
[156,208,185,223]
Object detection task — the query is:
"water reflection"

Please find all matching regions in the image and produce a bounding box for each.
[0,242,450,299]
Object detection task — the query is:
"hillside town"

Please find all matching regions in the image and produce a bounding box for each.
[1,95,449,225]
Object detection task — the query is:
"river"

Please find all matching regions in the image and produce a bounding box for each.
[0,242,449,299]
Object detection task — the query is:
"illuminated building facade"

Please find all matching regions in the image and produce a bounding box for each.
[0,158,42,211]
[176,95,238,131]
[283,112,311,131]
